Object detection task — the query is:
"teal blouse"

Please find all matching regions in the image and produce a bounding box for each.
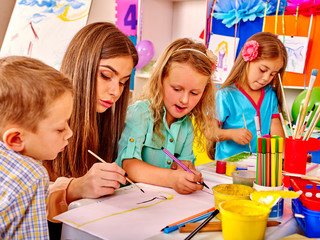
[115,100,195,169]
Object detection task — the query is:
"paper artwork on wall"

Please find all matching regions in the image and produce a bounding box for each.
[278,35,308,74]
[0,0,92,70]
[208,34,239,84]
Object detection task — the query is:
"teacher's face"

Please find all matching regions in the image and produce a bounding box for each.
[96,56,134,113]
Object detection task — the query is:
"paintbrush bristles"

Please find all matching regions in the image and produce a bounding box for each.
[278,73,294,138]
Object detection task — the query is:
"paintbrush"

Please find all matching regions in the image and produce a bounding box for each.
[179,221,281,233]
[294,69,318,138]
[303,105,320,141]
[242,114,252,155]
[278,73,294,138]
[282,171,320,182]
[88,150,145,193]
[279,113,289,138]
[297,105,315,138]
[184,209,219,240]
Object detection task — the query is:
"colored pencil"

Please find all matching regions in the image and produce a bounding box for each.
[278,73,294,138]
[242,114,252,155]
[163,211,214,234]
[161,207,215,231]
[184,209,219,240]
[294,69,318,138]
[161,147,209,189]
[179,221,281,233]
[87,150,145,193]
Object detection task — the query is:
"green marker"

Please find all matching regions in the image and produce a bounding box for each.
[261,138,267,186]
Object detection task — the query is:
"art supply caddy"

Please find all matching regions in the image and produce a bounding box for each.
[289,177,320,238]
[284,136,320,238]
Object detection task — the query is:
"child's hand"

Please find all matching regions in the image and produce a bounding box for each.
[170,169,204,194]
[67,162,126,202]
[232,128,253,145]
[170,160,196,172]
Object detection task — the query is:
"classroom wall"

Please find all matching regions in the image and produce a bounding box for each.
[0,0,303,118]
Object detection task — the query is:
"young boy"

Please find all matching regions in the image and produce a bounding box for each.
[0,56,73,239]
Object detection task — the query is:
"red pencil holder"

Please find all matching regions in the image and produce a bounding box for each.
[283,137,320,187]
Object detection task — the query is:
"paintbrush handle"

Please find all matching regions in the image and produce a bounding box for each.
[301,175,320,182]
[179,221,280,233]
[295,90,312,138]
[184,210,219,240]
[242,114,252,154]
[304,106,320,140]
[278,73,294,137]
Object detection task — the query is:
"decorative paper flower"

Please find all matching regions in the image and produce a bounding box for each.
[206,49,218,71]
[242,40,259,62]
[285,0,320,16]
[212,0,286,28]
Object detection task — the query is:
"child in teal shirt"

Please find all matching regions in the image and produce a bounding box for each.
[116,38,217,194]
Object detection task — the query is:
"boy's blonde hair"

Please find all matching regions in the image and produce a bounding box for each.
[0,56,73,134]
[139,38,217,149]
[221,32,287,110]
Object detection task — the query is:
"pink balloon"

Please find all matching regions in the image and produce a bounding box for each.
[135,40,154,69]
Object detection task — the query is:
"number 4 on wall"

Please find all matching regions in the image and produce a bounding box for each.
[124,4,137,30]
[116,0,138,36]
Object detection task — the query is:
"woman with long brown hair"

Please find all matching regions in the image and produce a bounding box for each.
[44,22,138,222]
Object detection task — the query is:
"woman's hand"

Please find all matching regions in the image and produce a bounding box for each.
[67,162,126,203]
[231,128,253,145]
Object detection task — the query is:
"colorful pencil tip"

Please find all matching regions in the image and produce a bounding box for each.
[201,182,209,189]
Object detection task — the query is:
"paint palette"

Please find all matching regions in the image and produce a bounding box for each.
[289,177,320,211]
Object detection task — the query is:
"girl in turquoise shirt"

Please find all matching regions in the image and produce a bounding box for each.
[116,38,217,194]
[213,32,287,160]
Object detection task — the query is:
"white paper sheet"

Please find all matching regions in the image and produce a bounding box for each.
[55,183,216,240]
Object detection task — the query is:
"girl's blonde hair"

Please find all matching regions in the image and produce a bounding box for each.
[221,32,287,110]
[138,38,217,150]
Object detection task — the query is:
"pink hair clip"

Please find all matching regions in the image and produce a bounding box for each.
[242,40,259,62]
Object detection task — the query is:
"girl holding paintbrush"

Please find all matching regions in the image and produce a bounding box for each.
[212,32,287,160]
[116,38,217,194]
